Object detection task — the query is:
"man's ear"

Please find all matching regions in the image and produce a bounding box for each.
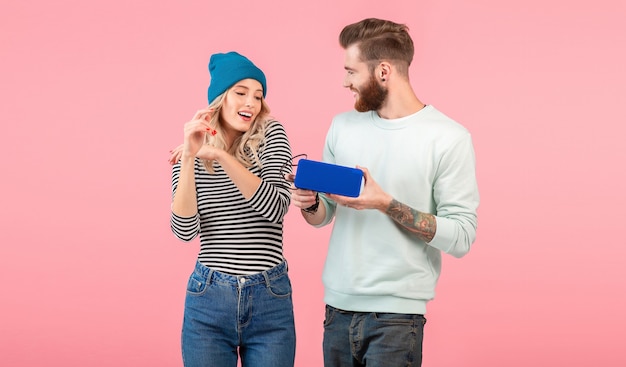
[378,62,391,81]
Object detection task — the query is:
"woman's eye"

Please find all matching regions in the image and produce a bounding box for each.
[235,92,245,96]
[255,96,262,101]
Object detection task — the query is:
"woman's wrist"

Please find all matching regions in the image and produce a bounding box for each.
[179,154,197,168]
[180,153,196,162]
[211,148,227,163]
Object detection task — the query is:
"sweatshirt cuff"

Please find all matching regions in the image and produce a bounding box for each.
[427,216,455,252]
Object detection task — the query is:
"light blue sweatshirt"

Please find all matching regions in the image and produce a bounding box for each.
[316,105,479,314]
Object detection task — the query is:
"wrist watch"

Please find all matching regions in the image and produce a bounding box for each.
[303,193,320,214]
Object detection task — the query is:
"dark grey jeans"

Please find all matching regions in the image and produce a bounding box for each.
[323,304,426,367]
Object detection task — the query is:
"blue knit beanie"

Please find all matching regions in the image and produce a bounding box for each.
[207,52,267,104]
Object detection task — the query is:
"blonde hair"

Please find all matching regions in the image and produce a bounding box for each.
[201,89,271,173]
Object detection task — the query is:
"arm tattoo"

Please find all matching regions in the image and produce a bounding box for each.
[385,199,437,242]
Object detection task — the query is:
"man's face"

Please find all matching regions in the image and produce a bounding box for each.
[343,45,388,112]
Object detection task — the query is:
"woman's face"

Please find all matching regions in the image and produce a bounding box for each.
[219,78,264,138]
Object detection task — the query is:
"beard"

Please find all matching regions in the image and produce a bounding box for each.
[354,75,388,112]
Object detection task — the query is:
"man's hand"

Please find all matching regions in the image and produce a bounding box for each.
[285,173,318,210]
[327,166,393,212]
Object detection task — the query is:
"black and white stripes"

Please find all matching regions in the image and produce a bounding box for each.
[170,120,293,275]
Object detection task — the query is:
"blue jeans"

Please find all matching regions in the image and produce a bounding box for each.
[323,305,426,367]
[181,261,296,367]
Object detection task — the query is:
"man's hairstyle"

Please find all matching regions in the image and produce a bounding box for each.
[339,18,414,75]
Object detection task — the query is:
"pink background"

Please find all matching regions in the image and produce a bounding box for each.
[2,0,625,366]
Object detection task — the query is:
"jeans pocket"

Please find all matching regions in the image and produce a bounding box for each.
[373,312,419,325]
[323,305,336,327]
[186,272,207,296]
[266,274,292,298]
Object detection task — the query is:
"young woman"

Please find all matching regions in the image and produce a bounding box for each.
[169,51,295,367]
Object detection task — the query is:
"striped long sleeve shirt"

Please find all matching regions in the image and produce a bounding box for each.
[170,120,293,275]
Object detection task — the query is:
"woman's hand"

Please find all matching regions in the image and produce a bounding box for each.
[169,108,219,164]
[169,143,222,164]
[182,107,216,159]
[168,144,184,165]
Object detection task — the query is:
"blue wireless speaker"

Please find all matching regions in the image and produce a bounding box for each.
[294,159,363,197]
